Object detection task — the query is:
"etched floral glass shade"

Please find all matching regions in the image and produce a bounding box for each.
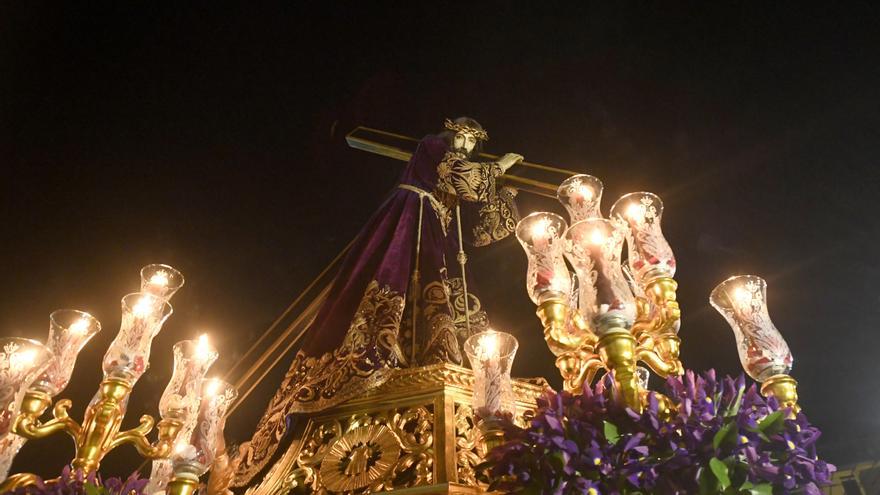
[515,212,572,304]
[146,337,218,495]
[610,192,676,284]
[464,330,518,417]
[31,310,101,396]
[564,219,635,332]
[102,293,173,383]
[0,338,53,436]
[710,275,793,382]
[172,378,237,477]
[0,338,53,479]
[159,336,218,422]
[140,264,185,301]
[557,174,604,223]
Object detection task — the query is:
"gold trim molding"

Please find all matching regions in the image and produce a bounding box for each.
[240,363,545,495]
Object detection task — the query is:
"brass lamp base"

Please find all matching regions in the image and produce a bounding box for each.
[596,329,642,412]
[760,374,800,415]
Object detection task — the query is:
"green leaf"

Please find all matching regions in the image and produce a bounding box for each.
[603,420,620,445]
[758,411,785,435]
[713,422,735,450]
[743,483,773,495]
[697,466,718,495]
[709,457,731,490]
[725,384,746,417]
[547,451,566,472]
[84,482,104,495]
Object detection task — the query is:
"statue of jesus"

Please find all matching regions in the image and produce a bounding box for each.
[234,117,523,483]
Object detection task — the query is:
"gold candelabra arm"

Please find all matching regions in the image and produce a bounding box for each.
[760,374,800,416]
[635,335,684,378]
[645,277,681,335]
[111,416,182,459]
[13,391,82,441]
[596,324,642,412]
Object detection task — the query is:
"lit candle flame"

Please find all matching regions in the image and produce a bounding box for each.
[733,287,753,311]
[149,270,170,287]
[626,203,645,222]
[530,218,551,241]
[195,334,213,361]
[132,296,154,318]
[205,378,221,397]
[577,184,593,201]
[10,349,36,370]
[69,317,91,335]
[478,332,499,359]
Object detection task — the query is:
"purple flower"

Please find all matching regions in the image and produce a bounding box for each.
[483,369,834,494]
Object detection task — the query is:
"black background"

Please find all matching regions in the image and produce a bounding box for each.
[2,2,878,479]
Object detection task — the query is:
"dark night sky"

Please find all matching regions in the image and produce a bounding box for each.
[2,1,879,479]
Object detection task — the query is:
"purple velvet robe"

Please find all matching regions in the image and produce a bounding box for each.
[235,135,518,483]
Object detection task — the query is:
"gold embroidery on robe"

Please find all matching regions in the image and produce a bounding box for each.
[417,277,489,365]
[434,151,503,203]
[471,186,519,247]
[233,281,405,486]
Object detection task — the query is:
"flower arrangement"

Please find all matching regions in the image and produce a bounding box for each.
[5,467,147,495]
[483,370,834,495]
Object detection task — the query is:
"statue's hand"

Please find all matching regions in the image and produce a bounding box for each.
[498,153,523,172]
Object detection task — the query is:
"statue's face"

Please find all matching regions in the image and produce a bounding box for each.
[453,132,477,154]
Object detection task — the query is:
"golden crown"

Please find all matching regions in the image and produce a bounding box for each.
[444,119,489,142]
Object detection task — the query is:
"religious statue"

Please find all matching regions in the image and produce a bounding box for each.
[233,117,524,484]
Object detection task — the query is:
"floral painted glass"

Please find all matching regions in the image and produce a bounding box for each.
[172,379,237,477]
[147,336,218,494]
[464,330,518,417]
[0,338,53,478]
[557,174,603,223]
[515,212,572,304]
[564,219,635,333]
[32,310,101,396]
[609,192,676,284]
[102,293,173,383]
[140,264,185,301]
[710,275,793,382]
[0,338,54,434]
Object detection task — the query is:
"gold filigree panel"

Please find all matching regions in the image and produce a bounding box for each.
[273,405,434,494]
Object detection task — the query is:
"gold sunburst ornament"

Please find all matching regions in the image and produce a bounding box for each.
[319,424,401,491]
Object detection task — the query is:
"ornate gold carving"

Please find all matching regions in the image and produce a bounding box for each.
[235,281,406,484]
[453,403,485,487]
[320,424,401,491]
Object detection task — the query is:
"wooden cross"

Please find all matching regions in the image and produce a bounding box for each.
[346,126,580,199]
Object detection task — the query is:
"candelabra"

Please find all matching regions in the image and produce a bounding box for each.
[515,177,800,414]
[0,264,237,495]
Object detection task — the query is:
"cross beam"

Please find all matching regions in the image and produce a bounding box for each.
[346,126,580,199]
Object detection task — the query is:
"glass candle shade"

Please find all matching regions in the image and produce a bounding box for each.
[609,192,676,284]
[515,212,572,304]
[31,310,101,396]
[159,336,218,422]
[0,339,54,436]
[171,378,237,477]
[102,293,173,383]
[557,174,604,223]
[464,330,518,418]
[710,275,793,382]
[564,219,636,333]
[140,264,185,301]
